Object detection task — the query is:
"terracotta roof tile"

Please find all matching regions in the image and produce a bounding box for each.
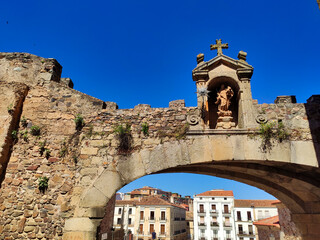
[115,200,137,205]
[253,215,280,228]
[196,190,234,197]
[234,200,278,208]
[136,196,185,209]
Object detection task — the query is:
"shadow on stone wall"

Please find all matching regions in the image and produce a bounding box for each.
[305,95,320,166]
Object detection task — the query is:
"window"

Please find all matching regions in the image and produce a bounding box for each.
[150,224,154,233]
[199,204,204,213]
[129,208,132,215]
[238,224,243,234]
[211,204,216,211]
[139,224,143,234]
[161,211,166,220]
[239,238,244,240]
[224,205,229,213]
[118,208,122,214]
[249,225,253,234]
[257,210,263,219]
[265,210,270,218]
[150,211,155,220]
[117,218,121,224]
[140,211,144,220]
[237,211,241,221]
[212,197,215,200]
[160,224,165,234]
[200,216,205,225]
[224,198,227,200]
[247,211,252,221]
[128,218,132,225]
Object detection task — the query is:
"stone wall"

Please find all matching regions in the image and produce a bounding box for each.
[0,53,319,240]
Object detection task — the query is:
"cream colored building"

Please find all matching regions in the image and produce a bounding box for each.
[113,196,187,240]
[135,196,187,240]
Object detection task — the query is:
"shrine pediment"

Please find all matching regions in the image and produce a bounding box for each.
[192,40,257,130]
[192,54,253,82]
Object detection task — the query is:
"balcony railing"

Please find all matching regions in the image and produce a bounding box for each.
[159,217,167,222]
[210,210,219,215]
[198,222,206,226]
[238,231,254,236]
[148,217,155,221]
[136,230,144,235]
[223,222,232,228]
[210,222,219,227]
[222,210,231,214]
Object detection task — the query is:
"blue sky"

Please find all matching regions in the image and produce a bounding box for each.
[1,0,319,199]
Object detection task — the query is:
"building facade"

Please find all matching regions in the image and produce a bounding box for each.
[193,190,236,240]
[113,196,187,240]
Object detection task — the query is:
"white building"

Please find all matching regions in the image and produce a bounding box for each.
[113,200,136,235]
[233,200,278,240]
[193,190,236,240]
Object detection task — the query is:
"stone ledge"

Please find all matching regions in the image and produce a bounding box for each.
[187,129,257,135]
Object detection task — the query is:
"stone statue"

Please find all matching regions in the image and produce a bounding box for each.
[215,84,234,116]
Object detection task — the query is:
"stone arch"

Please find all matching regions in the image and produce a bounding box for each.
[206,76,240,129]
[65,137,320,240]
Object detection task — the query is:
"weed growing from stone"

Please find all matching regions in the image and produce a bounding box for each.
[44,149,51,159]
[11,130,18,141]
[74,114,85,131]
[30,125,40,136]
[20,116,27,128]
[141,122,149,136]
[113,123,133,154]
[21,130,28,142]
[258,121,289,152]
[39,141,46,155]
[38,176,49,193]
[7,104,13,115]
[59,139,68,158]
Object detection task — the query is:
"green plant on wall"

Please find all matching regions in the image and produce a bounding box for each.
[39,141,47,156]
[44,149,51,159]
[7,104,13,114]
[175,123,190,140]
[11,130,18,141]
[141,122,149,136]
[59,139,68,158]
[20,116,27,128]
[74,114,85,131]
[30,125,41,136]
[258,121,289,152]
[113,123,133,153]
[38,176,49,193]
[21,130,28,142]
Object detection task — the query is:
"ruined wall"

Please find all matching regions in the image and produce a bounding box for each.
[0,53,319,240]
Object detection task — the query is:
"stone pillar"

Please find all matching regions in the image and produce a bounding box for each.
[63,218,101,240]
[237,68,257,129]
[291,213,320,240]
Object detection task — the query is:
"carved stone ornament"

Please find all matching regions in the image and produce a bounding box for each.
[187,110,200,125]
[256,114,268,124]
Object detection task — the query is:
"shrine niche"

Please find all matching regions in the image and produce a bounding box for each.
[192,39,256,129]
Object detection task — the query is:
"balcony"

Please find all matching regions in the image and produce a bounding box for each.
[210,210,219,216]
[159,217,167,222]
[222,210,231,215]
[223,222,232,228]
[212,238,219,240]
[136,230,144,235]
[198,222,206,227]
[148,217,155,222]
[198,210,206,216]
[238,231,254,236]
[210,222,219,227]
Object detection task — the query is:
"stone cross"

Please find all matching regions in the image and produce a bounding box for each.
[210,39,228,56]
